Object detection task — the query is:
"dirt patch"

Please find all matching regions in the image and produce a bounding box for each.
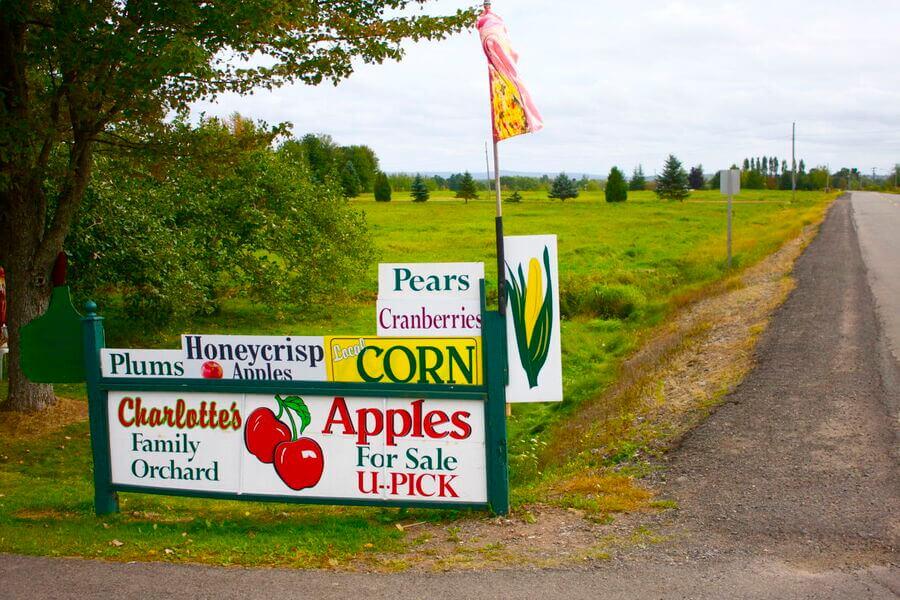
[368,220,825,572]
[0,397,87,440]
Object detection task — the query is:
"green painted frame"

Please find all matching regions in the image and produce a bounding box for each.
[82,282,509,516]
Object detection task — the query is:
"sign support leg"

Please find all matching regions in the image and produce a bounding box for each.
[481,281,509,515]
[82,301,118,515]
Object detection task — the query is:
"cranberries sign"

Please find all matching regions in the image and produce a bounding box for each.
[107,392,487,503]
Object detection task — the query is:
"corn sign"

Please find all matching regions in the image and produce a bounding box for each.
[504,235,563,402]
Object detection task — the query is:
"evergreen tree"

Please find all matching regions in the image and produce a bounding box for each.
[605,167,628,202]
[374,171,392,202]
[799,159,806,173]
[688,164,705,189]
[548,172,579,200]
[455,171,479,203]
[506,190,523,203]
[655,154,690,201]
[709,170,722,190]
[629,165,647,191]
[410,173,430,202]
[340,160,361,197]
[743,158,751,171]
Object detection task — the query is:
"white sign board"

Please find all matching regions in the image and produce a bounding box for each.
[503,235,563,403]
[720,169,740,195]
[101,349,196,378]
[377,263,484,300]
[181,335,326,381]
[107,391,486,503]
[376,298,482,336]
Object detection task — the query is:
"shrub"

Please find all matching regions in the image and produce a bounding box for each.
[605,167,628,203]
[374,171,392,201]
[560,281,644,320]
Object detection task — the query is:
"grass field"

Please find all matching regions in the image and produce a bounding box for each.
[0,189,837,566]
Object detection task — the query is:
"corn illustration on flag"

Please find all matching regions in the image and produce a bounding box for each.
[477,6,543,142]
[506,246,553,388]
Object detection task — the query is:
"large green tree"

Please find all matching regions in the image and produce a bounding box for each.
[629,165,646,191]
[0,1,473,411]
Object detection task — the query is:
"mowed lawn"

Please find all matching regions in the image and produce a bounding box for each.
[0,189,836,566]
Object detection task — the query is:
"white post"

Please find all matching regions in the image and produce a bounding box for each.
[727,193,733,269]
[485,142,492,192]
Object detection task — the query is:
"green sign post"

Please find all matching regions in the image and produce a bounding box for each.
[82,282,509,516]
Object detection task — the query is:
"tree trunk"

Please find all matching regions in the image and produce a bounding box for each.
[1,187,56,412]
[3,260,54,412]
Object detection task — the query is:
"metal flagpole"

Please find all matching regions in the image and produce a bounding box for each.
[483,0,506,317]
[494,139,505,315]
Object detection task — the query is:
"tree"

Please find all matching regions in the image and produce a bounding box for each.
[340,161,361,197]
[655,155,690,201]
[0,1,473,411]
[340,145,380,192]
[629,165,647,191]
[506,190,523,203]
[374,171,392,202]
[68,117,374,326]
[455,171,479,203]
[410,174,430,202]
[709,170,722,190]
[744,169,766,189]
[548,173,579,200]
[605,167,628,203]
[688,165,705,189]
[743,158,751,171]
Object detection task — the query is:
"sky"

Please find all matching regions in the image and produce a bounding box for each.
[191,0,900,177]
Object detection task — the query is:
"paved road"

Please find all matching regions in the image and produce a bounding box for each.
[2,195,898,599]
[851,191,900,416]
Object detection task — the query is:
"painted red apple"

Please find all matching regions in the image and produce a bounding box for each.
[201,360,223,379]
[244,407,291,463]
[274,438,325,490]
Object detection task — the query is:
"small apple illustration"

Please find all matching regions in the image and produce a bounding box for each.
[274,438,325,490]
[201,360,223,378]
[244,408,291,463]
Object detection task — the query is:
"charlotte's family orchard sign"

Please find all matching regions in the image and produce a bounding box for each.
[81,241,561,517]
[108,392,486,502]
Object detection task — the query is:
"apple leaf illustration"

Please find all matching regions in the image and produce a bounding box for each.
[281,395,311,435]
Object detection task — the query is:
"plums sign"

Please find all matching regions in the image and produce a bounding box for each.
[244,395,324,491]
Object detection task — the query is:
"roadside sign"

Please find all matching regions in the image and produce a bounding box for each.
[503,235,563,402]
[377,263,484,300]
[720,169,740,195]
[376,298,482,336]
[325,336,482,385]
[181,334,326,381]
[101,349,193,378]
[719,169,740,268]
[107,392,487,503]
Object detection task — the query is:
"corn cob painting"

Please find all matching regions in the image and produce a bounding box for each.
[506,246,553,388]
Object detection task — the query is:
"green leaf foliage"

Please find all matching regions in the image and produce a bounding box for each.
[66,116,374,324]
[455,171,479,201]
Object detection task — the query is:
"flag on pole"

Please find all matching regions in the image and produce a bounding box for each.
[477,7,543,142]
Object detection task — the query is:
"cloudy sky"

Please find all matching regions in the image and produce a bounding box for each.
[192,0,900,177]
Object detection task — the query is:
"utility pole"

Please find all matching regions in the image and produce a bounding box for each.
[484,141,492,192]
[791,122,796,201]
[825,164,830,192]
